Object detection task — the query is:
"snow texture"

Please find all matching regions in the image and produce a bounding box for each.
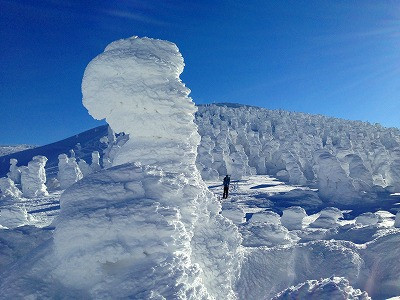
[57,154,83,189]
[281,206,307,230]
[0,178,21,199]
[272,276,371,300]
[20,155,48,198]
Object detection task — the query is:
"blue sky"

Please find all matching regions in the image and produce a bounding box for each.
[1,0,399,145]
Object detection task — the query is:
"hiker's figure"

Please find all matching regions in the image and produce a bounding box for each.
[223,175,231,199]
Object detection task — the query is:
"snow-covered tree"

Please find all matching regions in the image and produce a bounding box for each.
[57,154,83,189]
[7,158,21,184]
[20,155,48,198]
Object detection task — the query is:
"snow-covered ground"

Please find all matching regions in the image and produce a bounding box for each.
[1,174,400,298]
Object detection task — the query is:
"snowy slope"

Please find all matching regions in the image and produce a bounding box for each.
[0,125,108,177]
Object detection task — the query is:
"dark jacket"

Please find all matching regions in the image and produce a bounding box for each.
[223,176,230,187]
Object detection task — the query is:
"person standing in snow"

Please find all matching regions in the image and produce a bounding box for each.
[223,175,231,199]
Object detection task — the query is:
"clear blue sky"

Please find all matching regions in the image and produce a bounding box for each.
[1,0,399,145]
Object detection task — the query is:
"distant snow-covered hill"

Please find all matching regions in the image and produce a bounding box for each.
[0,125,108,177]
[0,145,36,156]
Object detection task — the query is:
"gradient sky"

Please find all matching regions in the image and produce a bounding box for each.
[1,0,400,145]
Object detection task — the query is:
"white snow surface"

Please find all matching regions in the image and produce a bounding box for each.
[272,276,371,299]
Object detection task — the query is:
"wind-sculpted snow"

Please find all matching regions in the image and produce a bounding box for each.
[50,36,241,298]
[82,36,199,171]
[272,277,371,299]
[195,104,400,204]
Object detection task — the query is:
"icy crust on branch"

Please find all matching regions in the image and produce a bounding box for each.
[82,36,199,170]
[272,277,371,300]
[195,104,400,203]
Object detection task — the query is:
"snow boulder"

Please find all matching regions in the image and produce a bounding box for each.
[20,155,48,198]
[310,207,343,229]
[249,210,280,225]
[281,206,307,230]
[0,203,29,228]
[0,178,22,199]
[272,276,370,300]
[355,212,379,226]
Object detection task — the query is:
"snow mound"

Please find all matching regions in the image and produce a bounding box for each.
[0,178,21,199]
[355,212,379,226]
[236,240,363,299]
[310,207,343,229]
[272,276,370,300]
[281,206,307,230]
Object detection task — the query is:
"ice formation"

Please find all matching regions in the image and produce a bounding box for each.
[20,155,48,198]
[51,36,242,298]
[57,154,83,189]
[0,178,22,199]
[195,104,400,203]
[272,276,371,299]
[7,158,21,184]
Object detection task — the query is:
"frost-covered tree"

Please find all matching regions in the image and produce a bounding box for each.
[7,158,21,184]
[90,151,101,173]
[0,177,22,199]
[20,155,48,198]
[57,154,83,189]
